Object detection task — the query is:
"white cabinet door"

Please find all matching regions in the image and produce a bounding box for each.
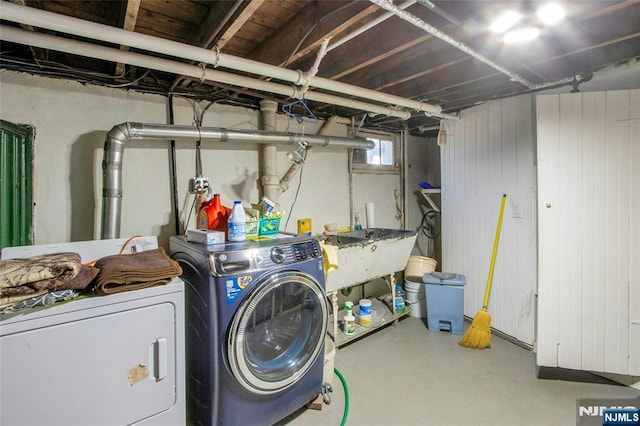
[1,302,177,425]
[536,90,640,376]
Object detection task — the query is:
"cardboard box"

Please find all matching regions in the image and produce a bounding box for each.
[187,229,225,245]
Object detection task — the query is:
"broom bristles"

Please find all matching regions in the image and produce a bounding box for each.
[458,309,491,349]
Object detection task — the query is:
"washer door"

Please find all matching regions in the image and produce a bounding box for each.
[228,271,327,394]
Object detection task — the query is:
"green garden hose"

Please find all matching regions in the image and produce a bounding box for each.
[334,367,349,426]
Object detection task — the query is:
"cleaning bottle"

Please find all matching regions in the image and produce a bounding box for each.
[354,212,362,230]
[394,284,406,314]
[196,191,214,229]
[228,200,247,242]
[198,193,227,231]
[343,301,355,335]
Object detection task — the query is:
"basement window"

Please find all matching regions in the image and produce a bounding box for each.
[351,131,399,174]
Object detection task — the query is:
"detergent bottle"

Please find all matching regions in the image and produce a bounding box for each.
[227,201,247,242]
[394,284,406,314]
[197,191,214,229]
[198,193,228,233]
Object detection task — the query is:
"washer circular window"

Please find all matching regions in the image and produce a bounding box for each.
[228,271,328,394]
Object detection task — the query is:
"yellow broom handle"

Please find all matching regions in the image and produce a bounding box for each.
[482,194,507,309]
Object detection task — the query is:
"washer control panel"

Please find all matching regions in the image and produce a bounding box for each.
[291,240,321,261]
[270,246,286,264]
[209,237,321,276]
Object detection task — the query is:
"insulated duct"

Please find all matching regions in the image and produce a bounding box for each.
[369,0,538,89]
[101,122,373,239]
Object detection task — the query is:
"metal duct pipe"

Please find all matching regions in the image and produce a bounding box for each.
[1,2,454,118]
[369,0,537,89]
[101,122,373,239]
[0,25,422,120]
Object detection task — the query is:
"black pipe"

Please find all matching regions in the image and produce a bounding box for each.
[168,95,180,235]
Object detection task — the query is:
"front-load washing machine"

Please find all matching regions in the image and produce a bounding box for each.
[170,234,328,426]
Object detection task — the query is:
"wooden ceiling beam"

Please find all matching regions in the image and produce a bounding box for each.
[331,34,433,81]
[114,0,141,77]
[215,0,265,51]
[191,1,243,49]
[246,2,379,68]
[8,0,46,61]
[313,7,462,83]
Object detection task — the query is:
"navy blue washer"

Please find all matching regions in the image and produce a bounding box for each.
[170,235,327,426]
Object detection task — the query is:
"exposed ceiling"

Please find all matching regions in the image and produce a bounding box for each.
[1,0,639,134]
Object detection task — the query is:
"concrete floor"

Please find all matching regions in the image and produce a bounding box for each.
[280,317,639,426]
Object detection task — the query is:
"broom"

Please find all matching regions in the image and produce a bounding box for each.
[459,193,507,349]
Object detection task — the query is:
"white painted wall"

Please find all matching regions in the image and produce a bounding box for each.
[441,95,537,345]
[406,134,441,264]
[0,71,402,249]
[536,89,640,376]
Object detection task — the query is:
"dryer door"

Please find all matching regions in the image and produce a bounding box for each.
[228,271,327,394]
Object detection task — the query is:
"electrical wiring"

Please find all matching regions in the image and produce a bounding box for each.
[416,208,440,258]
[282,1,359,68]
[421,209,441,240]
[284,148,307,231]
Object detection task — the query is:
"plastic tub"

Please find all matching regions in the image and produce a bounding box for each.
[405,279,426,318]
[353,304,384,327]
[323,338,336,384]
[359,299,372,315]
[404,255,437,282]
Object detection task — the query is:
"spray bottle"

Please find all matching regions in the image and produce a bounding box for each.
[343,301,356,335]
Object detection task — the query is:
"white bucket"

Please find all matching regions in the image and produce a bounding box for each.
[323,338,336,384]
[404,255,437,282]
[405,279,426,318]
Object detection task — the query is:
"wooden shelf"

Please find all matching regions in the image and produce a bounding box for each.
[421,188,441,212]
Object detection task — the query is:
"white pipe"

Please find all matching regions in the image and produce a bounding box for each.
[0,26,423,121]
[277,115,341,197]
[369,0,538,89]
[301,38,331,92]
[260,100,280,204]
[327,0,417,52]
[1,2,450,117]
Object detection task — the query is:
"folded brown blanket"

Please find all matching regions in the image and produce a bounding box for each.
[92,247,182,295]
[0,253,99,309]
[0,252,81,291]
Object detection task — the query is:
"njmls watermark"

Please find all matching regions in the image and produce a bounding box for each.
[577,396,640,425]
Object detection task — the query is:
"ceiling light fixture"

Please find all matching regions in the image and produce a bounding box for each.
[503,26,541,44]
[537,3,566,26]
[490,2,565,44]
[489,11,522,34]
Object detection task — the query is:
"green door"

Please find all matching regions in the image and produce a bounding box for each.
[0,119,34,250]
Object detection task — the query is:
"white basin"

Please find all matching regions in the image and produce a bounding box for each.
[321,228,417,293]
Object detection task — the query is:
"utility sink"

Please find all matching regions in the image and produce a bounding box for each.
[321,228,417,293]
[323,228,416,247]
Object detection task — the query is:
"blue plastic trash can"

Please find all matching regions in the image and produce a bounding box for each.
[423,272,467,335]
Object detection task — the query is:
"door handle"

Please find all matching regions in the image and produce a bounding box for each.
[152,337,167,382]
